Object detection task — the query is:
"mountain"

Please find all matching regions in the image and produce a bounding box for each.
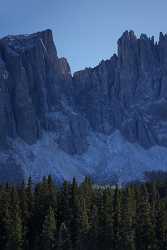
[1,29,167,184]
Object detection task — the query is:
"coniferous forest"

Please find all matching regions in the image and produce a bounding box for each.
[0,176,167,250]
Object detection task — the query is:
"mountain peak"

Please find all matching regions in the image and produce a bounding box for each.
[118,30,137,42]
[0,29,58,58]
[1,29,53,41]
[1,29,167,184]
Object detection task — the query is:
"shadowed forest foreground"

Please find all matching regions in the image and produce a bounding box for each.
[0,176,167,250]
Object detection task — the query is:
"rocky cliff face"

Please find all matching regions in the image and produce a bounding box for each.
[0,30,88,155]
[1,29,167,184]
[72,31,167,148]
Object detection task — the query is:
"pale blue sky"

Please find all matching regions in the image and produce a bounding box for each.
[0,0,167,72]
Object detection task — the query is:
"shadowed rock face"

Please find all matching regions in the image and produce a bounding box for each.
[1,29,167,183]
[0,29,89,155]
[72,31,167,148]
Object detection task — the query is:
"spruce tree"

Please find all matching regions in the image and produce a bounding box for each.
[2,207,11,250]
[40,206,57,250]
[136,185,156,250]
[103,189,114,250]
[58,181,71,227]
[155,201,167,250]
[113,185,122,250]
[57,222,72,250]
[7,204,23,250]
[69,178,80,249]
[121,187,136,250]
[89,205,98,250]
[78,197,90,250]
[0,187,11,249]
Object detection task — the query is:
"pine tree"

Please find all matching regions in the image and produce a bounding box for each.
[80,177,94,213]
[136,185,156,250]
[78,197,90,250]
[26,177,34,216]
[103,189,114,250]
[89,205,98,250]
[113,185,122,250]
[2,207,11,250]
[6,204,23,250]
[0,186,11,249]
[57,223,72,250]
[155,201,167,250]
[47,175,58,210]
[69,178,80,249]
[58,181,71,227]
[121,187,136,250]
[25,177,35,250]
[18,181,30,250]
[40,206,57,250]
[97,189,114,250]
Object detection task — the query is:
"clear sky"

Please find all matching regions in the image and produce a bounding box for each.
[0,0,167,73]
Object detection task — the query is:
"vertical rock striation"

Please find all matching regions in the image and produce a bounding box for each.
[72,30,167,148]
[0,29,88,154]
[1,29,167,183]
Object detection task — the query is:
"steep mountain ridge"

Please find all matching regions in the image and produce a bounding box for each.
[1,29,167,183]
[72,31,167,148]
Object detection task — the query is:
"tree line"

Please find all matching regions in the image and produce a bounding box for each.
[0,176,167,250]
